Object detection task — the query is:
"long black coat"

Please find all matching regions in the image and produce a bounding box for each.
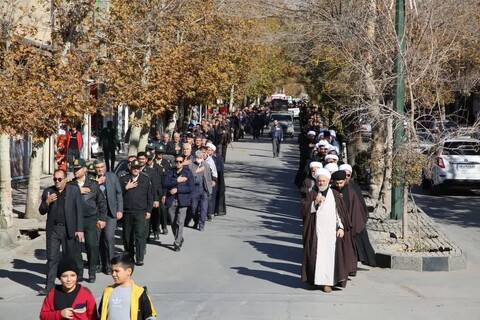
[300,187,355,287]
[39,184,83,239]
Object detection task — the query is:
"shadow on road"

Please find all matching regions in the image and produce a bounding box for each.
[413,186,480,229]
[0,259,45,292]
[227,139,305,288]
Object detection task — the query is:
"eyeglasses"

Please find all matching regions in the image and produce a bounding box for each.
[53,177,64,182]
[175,160,183,163]
[346,174,351,177]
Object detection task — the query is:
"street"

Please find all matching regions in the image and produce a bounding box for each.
[0,137,480,319]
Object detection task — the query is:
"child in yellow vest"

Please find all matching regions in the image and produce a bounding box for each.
[98,253,156,320]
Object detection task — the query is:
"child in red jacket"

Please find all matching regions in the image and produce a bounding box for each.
[40,257,97,320]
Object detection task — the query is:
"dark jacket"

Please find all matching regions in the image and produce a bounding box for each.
[71,178,107,220]
[99,172,124,217]
[164,166,194,207]
[39,183,84,239]
[120,173,153,214]
[142,166,160,202]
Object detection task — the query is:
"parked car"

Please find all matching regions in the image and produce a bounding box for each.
[288,106,300,119]
[268,112,294,138]
[422,137,480,194]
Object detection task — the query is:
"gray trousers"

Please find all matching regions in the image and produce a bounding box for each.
[272,138,281,156]
[168,200,188,246]
[100,215,117,270]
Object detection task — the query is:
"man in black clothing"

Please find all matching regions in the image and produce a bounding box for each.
[137,151,161,243]
[99,121,120,172]
[154,145,172,235]
[71,158,107,283]
[38,169,84,295]
[119,160,153,265]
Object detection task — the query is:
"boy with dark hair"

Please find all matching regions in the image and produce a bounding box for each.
[98,253,157,320]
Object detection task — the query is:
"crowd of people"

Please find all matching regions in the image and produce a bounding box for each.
[37,115,234,318]
[295,104,376,293]
[36,102,379,319]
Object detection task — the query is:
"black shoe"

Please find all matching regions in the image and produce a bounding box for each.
[193,223,198,230]
[207,214,212,221]
[96,265,102,273]
[216,212,226,216]
[173,245,180,252]
[180,237,184,247]
[38,288,49,296]
[162,228,168,235]
[135,261,144,266]
[198,226,204,231]
[87,275,96,283]
[103,268,112,275]
[154,231,160,240]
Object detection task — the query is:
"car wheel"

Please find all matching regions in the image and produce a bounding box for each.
[421,178,432,190]
[431,184,443,196]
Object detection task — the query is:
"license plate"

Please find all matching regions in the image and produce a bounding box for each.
[457,164,475,170]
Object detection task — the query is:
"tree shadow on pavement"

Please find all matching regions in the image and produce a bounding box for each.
[232,266,302,289]
[228,142,306,288]
[413,192,480,229]
[0,259,46,292]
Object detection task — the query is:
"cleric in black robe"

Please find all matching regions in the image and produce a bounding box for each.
[300,170,355,290]
[332,168,376,267]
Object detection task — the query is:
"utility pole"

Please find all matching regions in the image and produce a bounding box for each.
[391,0,406,220]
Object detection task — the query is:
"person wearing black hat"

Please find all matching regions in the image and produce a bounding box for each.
[71,158,108,284]
[137,151,161,243]
[331,170,376,268]
[38,169,84,296]
[119,159,153,265]
[39,257,98,320]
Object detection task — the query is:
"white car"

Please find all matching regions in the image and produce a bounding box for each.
[288,107,300,119]
[423,138,480,194]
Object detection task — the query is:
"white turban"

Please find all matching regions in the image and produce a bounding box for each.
[317,140,329,147]
[324,163,339,173]
[339,164,352,173]
[324,154,339,161]
[314,168,331,180]
[327,145,337,153]
[206,143,216,151]
[329,129,336,137]
[307,131,316,136]
[309,161,323,169]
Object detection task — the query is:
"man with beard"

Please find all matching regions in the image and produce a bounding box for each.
[339,164,376,267]
[119,159,153,266]
[164,155,194,252]
[300,169,354,292]
[38,169,84,295]
[94,159,123,275]
[70,158,107,283]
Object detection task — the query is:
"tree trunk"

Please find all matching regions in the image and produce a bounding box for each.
[165,107,178,134]
[0,134,13,229]
[25,139,44,220]
[127,109,143,156]
[138,122,150,152]
[229,85,235,113]
[369,119,386,200]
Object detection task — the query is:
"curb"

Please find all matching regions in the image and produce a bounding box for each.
[369,206,467,272]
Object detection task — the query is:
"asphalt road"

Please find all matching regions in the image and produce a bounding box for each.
[0,136,479,319]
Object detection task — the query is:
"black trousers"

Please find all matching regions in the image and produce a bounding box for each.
[103,148,116,172]
[123,212,146,262]
[66,149,80,171]
[45,225,82,289]
[84,215,100,277]
[99,215,117,271]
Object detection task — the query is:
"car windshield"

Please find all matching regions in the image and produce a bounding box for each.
[442,141,480,156]
[271,115,292,122]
